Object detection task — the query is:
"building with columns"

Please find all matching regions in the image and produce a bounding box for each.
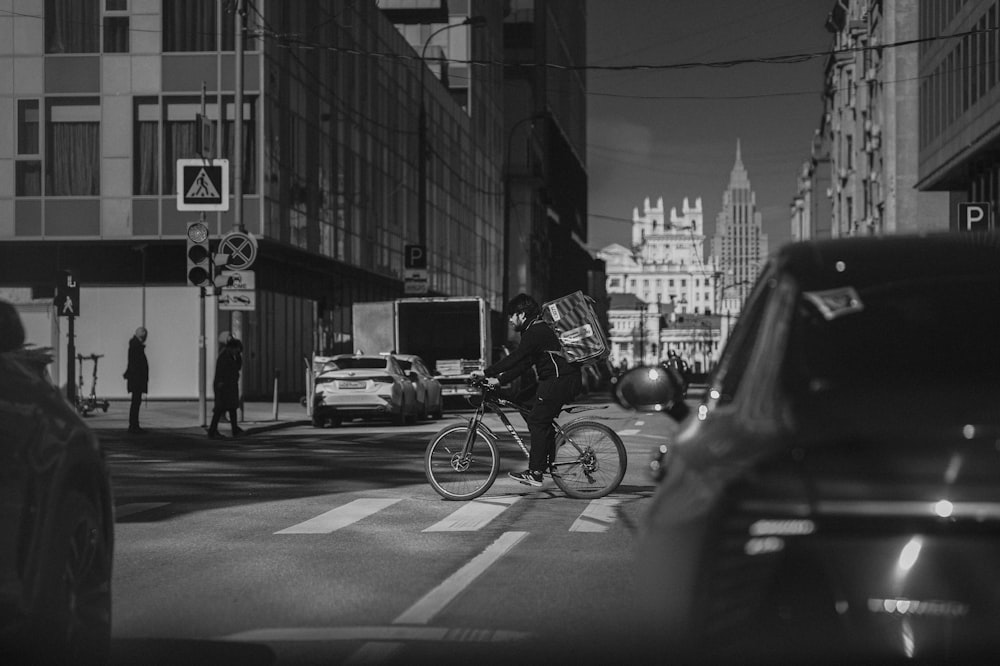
[598,195,720,371]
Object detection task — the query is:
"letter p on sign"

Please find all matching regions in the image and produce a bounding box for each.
[959,202,991,231]
[405,244,427,269]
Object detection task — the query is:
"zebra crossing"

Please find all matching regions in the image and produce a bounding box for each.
[117,493,627,535]
[273,494,624,534]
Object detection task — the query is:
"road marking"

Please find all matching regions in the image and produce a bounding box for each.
[569,498,622,532]
[274,498,401,534]
[115,502,170,519]
[423,496,519,532]
[344,531,529,664]
[634,420,644,426]
[221,625,528,643]
[618,428,640,435]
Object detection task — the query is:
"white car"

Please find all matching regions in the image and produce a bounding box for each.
[393,353,443,420]
[312,354,417,427]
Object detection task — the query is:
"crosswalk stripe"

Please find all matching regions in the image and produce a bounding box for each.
[275,498,402,534]
[569,498,622,532]
[423,496,520,532]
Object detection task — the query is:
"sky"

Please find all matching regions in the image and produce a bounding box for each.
[586,0,837,254]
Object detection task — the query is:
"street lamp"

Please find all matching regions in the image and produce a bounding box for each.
[502,112,548,307]
[417,16,487,249]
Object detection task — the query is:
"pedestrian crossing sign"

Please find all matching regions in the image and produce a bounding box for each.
[176,158,230,211]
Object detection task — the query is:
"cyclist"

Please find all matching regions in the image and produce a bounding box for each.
[474,293,581,487]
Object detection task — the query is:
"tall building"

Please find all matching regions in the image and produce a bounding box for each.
[794,0,949,239]
[0,0,507,398]
[711,140,768,316]
[501,0,595,310]
[917,0,1000,231]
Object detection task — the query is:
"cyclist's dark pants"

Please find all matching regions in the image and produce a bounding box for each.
[524,372,582,473]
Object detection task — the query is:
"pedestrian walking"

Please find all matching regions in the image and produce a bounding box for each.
[207,335,244,439]
[123,326,148,434]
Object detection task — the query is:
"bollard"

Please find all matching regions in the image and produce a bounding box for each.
[272,369,280,421]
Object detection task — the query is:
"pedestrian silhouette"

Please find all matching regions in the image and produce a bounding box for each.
[123,326,148,434]
[208,335,244,439]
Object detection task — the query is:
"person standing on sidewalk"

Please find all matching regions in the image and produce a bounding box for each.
[208,336,243,439]
[123,326,149,434]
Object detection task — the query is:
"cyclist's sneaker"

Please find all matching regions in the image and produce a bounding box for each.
[509,469,543,487]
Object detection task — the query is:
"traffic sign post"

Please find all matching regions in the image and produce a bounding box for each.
[55,269,80,404]
[55,269,80,317]
[958,202,992,231]
[404,244,428,294]
[218,231,258,270]
[177,158,230,211]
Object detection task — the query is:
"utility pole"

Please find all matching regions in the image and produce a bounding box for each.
[233,0,245,417]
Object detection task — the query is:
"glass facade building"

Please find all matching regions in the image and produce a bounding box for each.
[0,0,506,398]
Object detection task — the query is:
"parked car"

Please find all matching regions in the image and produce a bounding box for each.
[312,353,417,427]
[0,300,115,664]
[613,233,1000,663]
[393,353,443,420]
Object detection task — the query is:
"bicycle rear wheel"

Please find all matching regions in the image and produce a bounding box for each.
[425,424,499,500]
[551,421,627,499]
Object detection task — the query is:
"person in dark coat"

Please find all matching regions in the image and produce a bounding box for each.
[123,326,148,434]
[479,293,581,487]
[208,336,243,439]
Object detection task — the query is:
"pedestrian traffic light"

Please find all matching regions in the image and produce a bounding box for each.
[186,221,211,287]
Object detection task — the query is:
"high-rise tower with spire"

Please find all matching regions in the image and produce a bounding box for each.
[711,140,769,316]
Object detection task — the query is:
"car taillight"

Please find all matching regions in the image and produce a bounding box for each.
[371,377,394,384]
[315,377,334,385]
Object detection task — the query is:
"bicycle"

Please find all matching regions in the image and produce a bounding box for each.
[424,376,627,500]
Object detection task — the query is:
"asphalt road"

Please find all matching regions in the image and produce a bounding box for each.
[100,399,678,665]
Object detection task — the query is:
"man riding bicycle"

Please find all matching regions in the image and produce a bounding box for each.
[474,293,581,487]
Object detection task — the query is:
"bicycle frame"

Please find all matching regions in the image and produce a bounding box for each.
[458,389,586,472]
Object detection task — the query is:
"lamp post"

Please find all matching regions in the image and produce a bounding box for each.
[502,113,548,307]
[418,16,486,248]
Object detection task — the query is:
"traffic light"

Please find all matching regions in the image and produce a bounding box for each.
[186,221,211,287]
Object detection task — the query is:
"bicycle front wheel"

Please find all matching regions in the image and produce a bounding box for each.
[551,421,627,499]
[424,425,499,500]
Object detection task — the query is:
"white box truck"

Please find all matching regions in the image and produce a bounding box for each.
[352,297,493,408]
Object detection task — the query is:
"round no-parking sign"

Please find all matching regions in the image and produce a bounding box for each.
[218,231,258,270]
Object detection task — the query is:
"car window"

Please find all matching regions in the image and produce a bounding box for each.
[328,358,387,371]
[711,271,776,406]
[786,274,1000,392]
[396,359,412,371]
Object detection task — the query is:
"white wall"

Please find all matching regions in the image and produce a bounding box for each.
[26,286,221,399]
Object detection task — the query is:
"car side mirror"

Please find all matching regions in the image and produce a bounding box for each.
[612,365,689,421]
[0,301,26,353]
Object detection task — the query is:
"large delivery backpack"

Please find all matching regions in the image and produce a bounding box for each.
[541,291,610,366]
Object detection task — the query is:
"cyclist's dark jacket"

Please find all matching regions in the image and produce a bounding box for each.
[484,317,579,384]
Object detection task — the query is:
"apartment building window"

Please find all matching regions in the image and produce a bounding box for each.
[45,0,99,53]
[157,98,257,196]
[164,0,219,52]
[135,100,159,195]
[16,100,41,196]
[163,0,250,52]
[104,0,129,53]
[47,99,100,196]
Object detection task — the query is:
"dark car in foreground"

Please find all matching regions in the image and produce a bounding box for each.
[0,301,115,665]
[613,233,1000,663]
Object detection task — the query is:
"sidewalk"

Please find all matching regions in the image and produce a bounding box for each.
[85,398,311,436]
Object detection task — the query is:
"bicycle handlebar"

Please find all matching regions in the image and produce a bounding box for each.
[466,375,498,392]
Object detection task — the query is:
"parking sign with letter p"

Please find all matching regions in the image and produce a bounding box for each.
[959,202,991,231]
